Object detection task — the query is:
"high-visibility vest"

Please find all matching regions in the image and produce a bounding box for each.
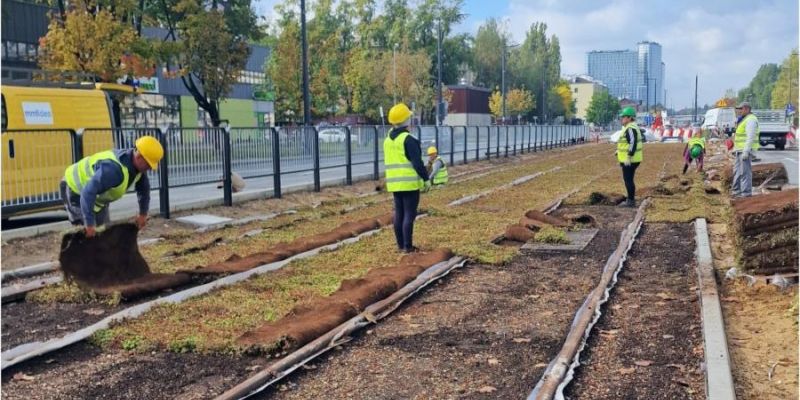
[431,156,449,185]
[64,150,141,212]
[616,122,643,163]
[734,114,760,151]
[383,131,424,192]
[687,137,706,149]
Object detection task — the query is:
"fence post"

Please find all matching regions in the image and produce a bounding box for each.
[486,127,491,159]
[513,126,517,155]
[504,126,509,157]
[462,127,468,164]
[312,127,321,192]
[73,128,84,161]
[496,126,501,158]
[449,126,455,166]
[434,126,440,154]
[271,127,282,198]
[373,126,380,180]
[345,126,353,185]
[222,127,233,206]
[157,126,170,218]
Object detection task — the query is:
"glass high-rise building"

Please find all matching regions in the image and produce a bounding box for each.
[587,41,665,107]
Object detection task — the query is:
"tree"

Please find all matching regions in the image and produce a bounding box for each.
[268,17,303,123]
[156,0,261,126]
[488,87,534,121]
[585,89,620,127]
[509,22,561,121]
[549,80,574,119]
[39,0,153,82]
[771,50,799,110]
[473,18,506,89]
[737,63,780,109]
[344,48,388,121]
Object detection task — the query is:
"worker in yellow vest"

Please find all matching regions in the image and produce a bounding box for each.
[731,101,759,197]
[426,146,449,187]
[384,103,430,253]
[60,136,164,237]
[616,107,643,207]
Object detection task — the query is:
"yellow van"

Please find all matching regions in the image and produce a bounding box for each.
[2,85,117,216]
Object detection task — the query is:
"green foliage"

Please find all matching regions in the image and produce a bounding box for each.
[508,23,561,121]
[585,89,620,126]
[771,49,799,110]
[473,18,507,90]
[534,226,570,244]
[737,63,780,109]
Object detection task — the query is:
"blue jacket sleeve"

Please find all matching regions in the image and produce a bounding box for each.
[404,135,429,181]
[135,174,150,215]
[80,161,124,226]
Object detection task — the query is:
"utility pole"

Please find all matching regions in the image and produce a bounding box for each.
[393,43,398,104]
[300,0,311,126]
[501,45,506,125]
[436,18,443,126]
[693,75,698,123]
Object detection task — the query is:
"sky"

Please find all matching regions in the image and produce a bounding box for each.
[254,0,799,109]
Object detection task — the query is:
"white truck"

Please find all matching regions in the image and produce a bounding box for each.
[754,109,792,150]
[704,107,792,150]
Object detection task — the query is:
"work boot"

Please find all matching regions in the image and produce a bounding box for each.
[402,246,421,254]
[625,199,637,208]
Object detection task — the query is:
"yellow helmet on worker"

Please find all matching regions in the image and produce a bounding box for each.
[135,135,164,170]
[388,103,413,126]
[427,146,438,156]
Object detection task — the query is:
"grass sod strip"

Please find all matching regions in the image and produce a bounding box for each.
[29,147,595,304]
[99,147,610,353]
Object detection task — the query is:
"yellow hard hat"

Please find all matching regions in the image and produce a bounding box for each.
[427,146,438,155]
[135,135,164,170]
[388,103,413,125]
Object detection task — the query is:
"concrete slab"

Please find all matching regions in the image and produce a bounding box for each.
[175,214,233,227]
[521,228,598,252]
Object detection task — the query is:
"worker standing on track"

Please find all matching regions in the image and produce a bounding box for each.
[731,101,759,197]
[616,107,643,207]
[426,146,449,187]
[384,103,430,253]
[61,136,164,238]
[683,130,706,174]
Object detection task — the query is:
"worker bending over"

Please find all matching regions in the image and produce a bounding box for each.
[61,136,164,238]
[683,130,706,174]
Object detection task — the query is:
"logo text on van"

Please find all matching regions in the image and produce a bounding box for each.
[22,102,54,125]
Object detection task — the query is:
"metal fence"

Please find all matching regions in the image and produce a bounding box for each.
[1,124,588,218]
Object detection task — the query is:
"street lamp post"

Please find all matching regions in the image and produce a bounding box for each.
[501,42,520,125]
[436,18,443,126]
[393,43,398,104]
[300,0,310,126]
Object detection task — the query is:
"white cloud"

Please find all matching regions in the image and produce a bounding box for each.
[500,0,798,108]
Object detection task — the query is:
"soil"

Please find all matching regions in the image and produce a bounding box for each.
[1,301,127,351]
[0,342,260,400]
[708,223,799,400]
[254,206,636,399]
[566,223,705,399]
[0,154,526,272]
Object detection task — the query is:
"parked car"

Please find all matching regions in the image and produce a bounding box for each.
[318,127,357,143]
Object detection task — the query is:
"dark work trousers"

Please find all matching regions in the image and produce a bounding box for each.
[392,190,420,250]
[620,162,640,203]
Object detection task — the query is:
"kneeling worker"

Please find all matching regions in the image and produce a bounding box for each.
[384,103,430,253]
[426,146,449,187]
[61,136,164,238]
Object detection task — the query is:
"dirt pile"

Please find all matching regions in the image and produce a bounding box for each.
[587,192,626,206]
[59,223,192,299]
[184,213,393,275]
[722,162,787,189]
[236,248,454,353]
[732,189,798,274]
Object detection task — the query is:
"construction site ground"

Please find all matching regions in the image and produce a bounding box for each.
[2,142,797,400]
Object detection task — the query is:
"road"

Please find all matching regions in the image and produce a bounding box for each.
[755,147,798,186]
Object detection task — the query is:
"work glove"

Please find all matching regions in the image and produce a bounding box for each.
[135,214,148,230]
[85,225,96,238]
[421,180,432,193]
[740,150,750,161]
[623,155,631,167]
